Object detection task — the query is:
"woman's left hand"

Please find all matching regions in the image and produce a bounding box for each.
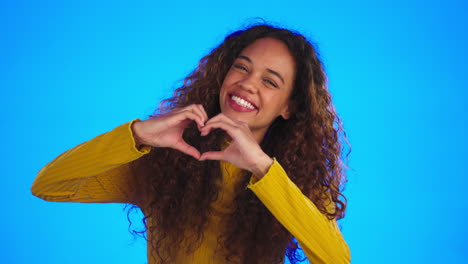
[199,113,273,179]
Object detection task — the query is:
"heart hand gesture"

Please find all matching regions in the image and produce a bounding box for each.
[199,113,273,178]
[132,105,273,178]
[131,104,208,160]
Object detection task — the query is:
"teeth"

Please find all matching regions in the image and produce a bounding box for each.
[231,95,256,109]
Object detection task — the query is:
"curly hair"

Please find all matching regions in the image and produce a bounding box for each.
[128,23,350,263]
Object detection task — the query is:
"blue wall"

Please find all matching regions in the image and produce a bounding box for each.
[2,0,467,263]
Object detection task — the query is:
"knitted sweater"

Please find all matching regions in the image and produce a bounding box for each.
[31,120,351,263]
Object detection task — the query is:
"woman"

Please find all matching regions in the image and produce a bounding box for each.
[32,24,351,263]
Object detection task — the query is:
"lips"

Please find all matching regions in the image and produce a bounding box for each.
[227,93,258,112]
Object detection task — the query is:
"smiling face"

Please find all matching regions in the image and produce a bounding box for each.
[219,37,296,142]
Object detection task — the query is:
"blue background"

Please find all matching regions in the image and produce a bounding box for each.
[2,0,467,263]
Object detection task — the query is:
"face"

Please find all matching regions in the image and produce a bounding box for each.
[219,37,296,141]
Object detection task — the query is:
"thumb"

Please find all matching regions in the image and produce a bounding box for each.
[172,141,201,160]
[199,151,226,161]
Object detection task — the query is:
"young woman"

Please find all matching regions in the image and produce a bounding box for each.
[32,24,351,264]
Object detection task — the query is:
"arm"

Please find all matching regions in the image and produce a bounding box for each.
[247,159,351,264]
[198,114,350,263]
[31,120,151,205]
[31,104,209,205]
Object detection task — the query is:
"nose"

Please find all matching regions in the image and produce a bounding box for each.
[237,73,258,94]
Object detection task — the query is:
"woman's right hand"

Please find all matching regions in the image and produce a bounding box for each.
[131,104,208,159]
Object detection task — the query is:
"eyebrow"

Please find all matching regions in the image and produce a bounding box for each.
[237,55,285,84]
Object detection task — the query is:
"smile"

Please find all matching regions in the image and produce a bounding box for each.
[231,95,256,110]
[227,93,258,113]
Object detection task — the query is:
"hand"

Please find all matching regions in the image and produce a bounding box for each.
[199,113,273,178]
[131,104,208,159]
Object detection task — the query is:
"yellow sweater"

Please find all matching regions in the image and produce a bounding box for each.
[31,121,351,263]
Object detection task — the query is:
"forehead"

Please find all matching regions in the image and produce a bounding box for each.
[239,38,296,79]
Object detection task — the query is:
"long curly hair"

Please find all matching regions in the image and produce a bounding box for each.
[128,23,350,263]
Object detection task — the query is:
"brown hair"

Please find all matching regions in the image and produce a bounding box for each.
[129,23,350,263]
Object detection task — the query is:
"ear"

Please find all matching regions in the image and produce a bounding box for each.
[279,103,291,120]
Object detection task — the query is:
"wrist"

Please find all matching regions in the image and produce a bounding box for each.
[131,120,145,148]
[250,155,274,180]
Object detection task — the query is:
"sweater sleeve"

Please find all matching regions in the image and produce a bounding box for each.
[247,159,351,264]
[31,120,151,205]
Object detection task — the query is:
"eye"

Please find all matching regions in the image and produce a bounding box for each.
[233,64,248,72]
[264,78,278,88]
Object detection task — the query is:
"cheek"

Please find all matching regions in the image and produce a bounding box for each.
[220,74,232,92]
[225,67,246,83]
[266,92,285,104]
[267,93,290,112]
[219,78,230,94]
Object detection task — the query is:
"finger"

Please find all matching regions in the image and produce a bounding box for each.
[173,141,201,160]
[194,104,209,123]
[200,121,238,137]
[208,114,251,133]
[186,104,208,124]
[205,113,238,127]
[171,107,186,114]
[177,111,205,128]
[172,105,204,124]
[199,151,226,161]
